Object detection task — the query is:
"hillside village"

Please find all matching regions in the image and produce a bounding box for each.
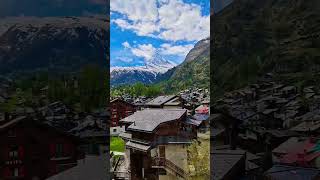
[110,88,210,179]
[211,73,320,179]
[0,76,110,179]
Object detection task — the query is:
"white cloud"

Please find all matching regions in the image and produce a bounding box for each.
[110,0,158,22]
[111,0,209,42]
[117,57,133,63]
[160,43,194,57]
[158,0,210,41]
[122,41,131,48]
[130,44,156,61]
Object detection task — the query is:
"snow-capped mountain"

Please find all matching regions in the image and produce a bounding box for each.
[0,16,109,74]
[110,52,177,86]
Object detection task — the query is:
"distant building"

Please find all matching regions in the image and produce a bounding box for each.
[163,96,184,109]
[110,98,136,127]
[145,95,177,108]
[119,109,197,180]
[272,137,320,168]
[264,165,320,180]
[0,116,80,179]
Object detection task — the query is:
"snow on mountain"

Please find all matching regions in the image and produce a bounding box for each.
[110,52,177,86]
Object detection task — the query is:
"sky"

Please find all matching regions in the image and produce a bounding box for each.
[110,0,210,67]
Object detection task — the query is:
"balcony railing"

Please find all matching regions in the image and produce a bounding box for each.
[152,157,186,179]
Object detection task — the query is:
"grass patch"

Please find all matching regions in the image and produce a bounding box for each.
[110,137,125,152]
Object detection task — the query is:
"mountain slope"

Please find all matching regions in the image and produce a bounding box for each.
[161,37,210,92]
[212,0,320,97]
[0,0,109,17]
[110,52,176,86]
[0,16,109,74]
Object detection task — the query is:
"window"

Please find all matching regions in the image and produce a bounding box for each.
[113,129,117,133]
[13,168,18,177]
[9,168,19,177]
[55,143,64,157]
[9,146,19,159]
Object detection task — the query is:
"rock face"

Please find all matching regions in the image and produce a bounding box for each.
[184,38,210,63]
[212,0,320,95]
[0,16,109,74]
[160,37,210,92]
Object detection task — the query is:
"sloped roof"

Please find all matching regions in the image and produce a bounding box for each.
[46,155,109,180]
[265,165,320,180]
[163,97,181,106]
[211,149,245,180]
[126,141,151,152]
[120,109,186,132]
[110,98,135,107]
[291,121,320,132]
[145,95,176,106]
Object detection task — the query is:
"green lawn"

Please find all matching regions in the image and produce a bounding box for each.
[110,137,125,152]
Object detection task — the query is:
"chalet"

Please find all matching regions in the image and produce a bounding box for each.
[119,109,197,180]
[193,105,210,131]
[281,86,298,98]
[290,120,320,135]
[214,145,261,177]
[69,117,108,155]
[211,148,246,180]
[145,95,177,108]
[110,98,136,127]
[272,137,320,168]
[264,165,320,180]
[0,116,80,179]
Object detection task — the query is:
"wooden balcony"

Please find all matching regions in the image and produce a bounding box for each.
[151,157,187,179]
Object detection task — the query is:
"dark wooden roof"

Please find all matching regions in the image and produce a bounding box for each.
[120,109,186,132]
[145,95,177,106]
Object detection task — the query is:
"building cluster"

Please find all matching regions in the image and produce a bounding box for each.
[211,73,320,179]
[0,81,110,179]
[110,88,210,180]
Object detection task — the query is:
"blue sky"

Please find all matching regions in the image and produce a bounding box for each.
[110,0,210,67]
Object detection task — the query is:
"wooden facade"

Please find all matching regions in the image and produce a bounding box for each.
[111,99,136,127]
[0,117,80,180]
[123,110,196,180]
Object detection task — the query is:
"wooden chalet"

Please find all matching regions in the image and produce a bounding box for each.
[110,98,136,127]
[211,148,246,180]
[0,116,81,179]
[119,109,197,180]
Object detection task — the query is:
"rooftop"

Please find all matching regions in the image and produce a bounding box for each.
[265,165,320,180]
[145,95,176,106]
[211,149,245,180]
[120,109,187,132]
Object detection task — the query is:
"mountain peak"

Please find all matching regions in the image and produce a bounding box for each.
[144,51,176,73]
